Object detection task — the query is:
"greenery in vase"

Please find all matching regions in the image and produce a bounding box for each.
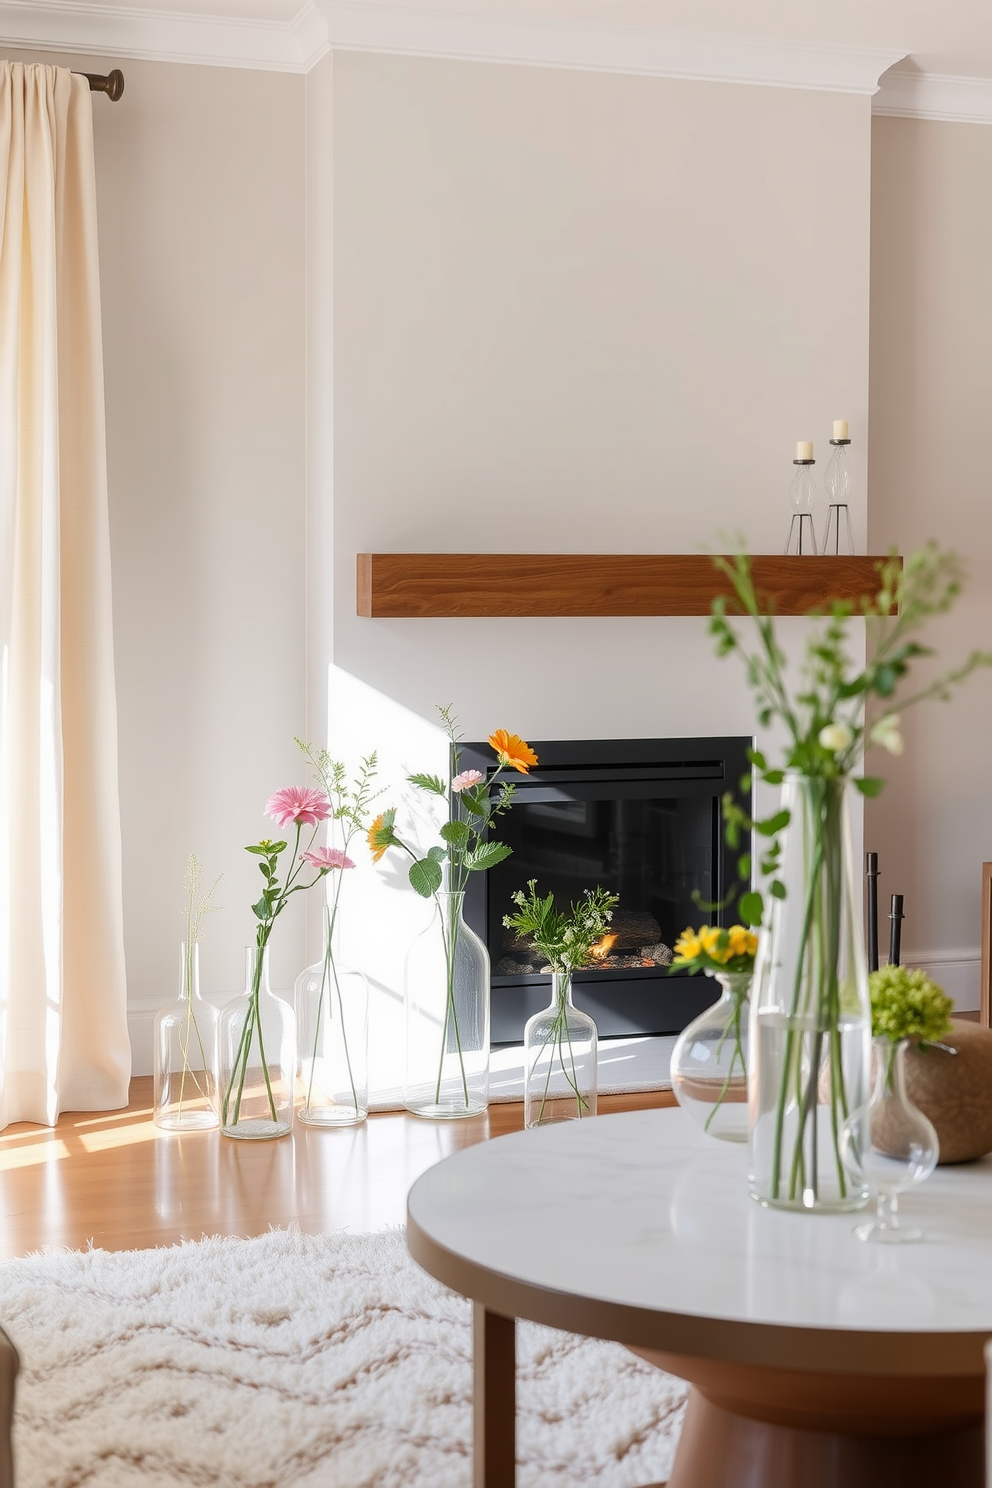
[223,785,342,1129]
[710,544,991,1205]
[671,924,758,1131]
[296,741,379,1116]
[504,880,618,1120]
[367,707,538,1106]
[869,965,953,1046]
[175,854,221,1120]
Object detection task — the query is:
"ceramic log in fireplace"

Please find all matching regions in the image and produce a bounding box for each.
[457,736,753,1045]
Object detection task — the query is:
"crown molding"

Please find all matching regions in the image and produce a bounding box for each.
[0,0,329,72]
[317,5,905,95]
[0,0,906,91]
[873,67,992,125]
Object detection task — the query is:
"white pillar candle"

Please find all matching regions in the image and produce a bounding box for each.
[832,419,849,440]
[796,440,814,461]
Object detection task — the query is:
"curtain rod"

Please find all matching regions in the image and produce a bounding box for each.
[79,69,125,102]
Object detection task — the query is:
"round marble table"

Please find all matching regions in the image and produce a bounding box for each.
[406,1106,992,1488]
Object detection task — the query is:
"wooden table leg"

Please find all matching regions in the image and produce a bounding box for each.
[473,1302,515,1488]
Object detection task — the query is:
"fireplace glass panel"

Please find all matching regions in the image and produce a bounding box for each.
[489,790,714,976]
[457,738,752,1044]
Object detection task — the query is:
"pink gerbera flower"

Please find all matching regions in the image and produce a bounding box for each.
[302,847,356,871]
[451,769,484,793]
[264,786,333,828]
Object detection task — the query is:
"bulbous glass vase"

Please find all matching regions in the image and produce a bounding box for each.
[219,946,296,1140]
[153,942,219,1131]
[523,971,597,1128]
[840,1036,939,1244]
[404,891,489,1119]
[295,906,368,1126]
[670,972,750,1142]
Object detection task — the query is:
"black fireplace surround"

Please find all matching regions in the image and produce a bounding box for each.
[457,736,753,1045]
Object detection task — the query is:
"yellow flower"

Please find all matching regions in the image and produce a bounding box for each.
[367,808,397,864]
[698,926,728,962]
[727,925,759,960]
[488,729,539,774]
[673,928,703,961]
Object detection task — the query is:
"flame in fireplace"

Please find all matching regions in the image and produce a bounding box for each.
[589,933,618,962]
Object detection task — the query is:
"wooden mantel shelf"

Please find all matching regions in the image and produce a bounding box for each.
[356,553,892,619]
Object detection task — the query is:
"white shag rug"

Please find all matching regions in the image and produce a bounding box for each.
[0,1228,686,1488]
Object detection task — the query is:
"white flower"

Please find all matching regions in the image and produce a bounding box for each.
[818,722,853,753]
[869,713,904,756]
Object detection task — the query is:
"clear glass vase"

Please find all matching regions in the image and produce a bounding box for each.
[219,946,296,1140]
[670,971,750,1142]
[404,890,489,1119]
[295,904,368,1126]
[840,1036,939,1244]
[153,942,219,1131]
[523,970,598,1128]
[749,773,871,1212]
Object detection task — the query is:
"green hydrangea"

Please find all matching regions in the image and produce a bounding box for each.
[868,965,953,1044]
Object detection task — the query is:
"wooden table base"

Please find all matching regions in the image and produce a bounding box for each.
[631,1349,985,1488]
[668,1388,983,1488]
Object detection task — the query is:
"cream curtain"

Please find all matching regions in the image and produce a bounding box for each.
[0,62,130,1126]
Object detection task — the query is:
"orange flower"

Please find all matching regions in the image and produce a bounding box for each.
[488,729,538,774]
[367,808,397,863]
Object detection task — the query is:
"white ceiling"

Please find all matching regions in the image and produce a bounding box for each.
[5,0,992,121]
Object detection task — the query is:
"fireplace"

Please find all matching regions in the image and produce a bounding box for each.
[457,736,752,1044]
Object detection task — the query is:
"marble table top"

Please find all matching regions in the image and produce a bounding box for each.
[407,1107,992,1375]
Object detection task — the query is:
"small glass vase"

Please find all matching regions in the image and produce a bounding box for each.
[295,904,368,1126]
[153,942,219,1131]
[404,890,489,1119]
[523,970,598,1128]
[840,1036,939,1244]
[670,971,750,1142]
[219,946,296,1140]
[748,773,872,1212]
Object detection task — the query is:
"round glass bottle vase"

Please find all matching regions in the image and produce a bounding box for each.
[295,905,368,1126]
[748,773,871,1212]
[524,970,598,1129]
[153,942,219,1131]
[670,972,751,1142]
[219,946,296,1140]
[404,890,489,1119]
[840,1036,939,1244]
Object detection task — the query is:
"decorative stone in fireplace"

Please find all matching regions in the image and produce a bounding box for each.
[457,736,752,1045]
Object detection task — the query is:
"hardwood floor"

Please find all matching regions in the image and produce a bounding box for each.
[0,1079,676,1258]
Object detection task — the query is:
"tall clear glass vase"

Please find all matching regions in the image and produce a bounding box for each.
[219,946,296,1140]
[404,890,489,1119]
[524,971,598,1128]
[295,904,368,1126]
[153,942,219,1131]
[749,773,871,1211]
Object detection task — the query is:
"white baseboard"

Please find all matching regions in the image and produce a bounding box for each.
[895,951,980,1014]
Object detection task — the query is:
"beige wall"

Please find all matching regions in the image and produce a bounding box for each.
[6,50,308,1063]
[868,116,992,991]
[319,52,875,1086]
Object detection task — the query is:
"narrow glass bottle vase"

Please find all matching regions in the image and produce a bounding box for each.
[748,773,871,1212]
[219,946,296,1140]
[295,905,369,1126]
[840,1036,939,1244]
[670,971,750,1142]
[524,971,598,1128]
[153,942,219,1131]
[404,890,489,1119]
